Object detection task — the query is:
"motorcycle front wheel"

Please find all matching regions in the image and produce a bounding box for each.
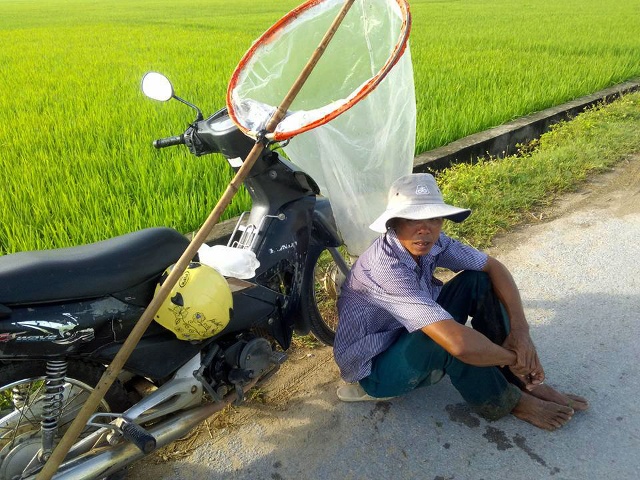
[0,360,130,479]
[301,246,353,346]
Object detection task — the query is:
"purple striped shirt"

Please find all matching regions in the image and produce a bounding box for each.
[334,229,488,382]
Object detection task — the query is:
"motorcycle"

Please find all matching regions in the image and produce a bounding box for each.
[0,72,349,479]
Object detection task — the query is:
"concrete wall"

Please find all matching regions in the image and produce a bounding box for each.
[413,79,640,172]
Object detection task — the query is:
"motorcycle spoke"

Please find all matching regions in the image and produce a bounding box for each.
[0,362,129,478]
[305,245,353,346]
[0,377,109,451]
[314,250,347,331]
[0,379,45,452]
[61,384,88,413]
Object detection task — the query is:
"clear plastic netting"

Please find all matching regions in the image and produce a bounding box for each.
[227,0,415,255]
[283,49,415,255]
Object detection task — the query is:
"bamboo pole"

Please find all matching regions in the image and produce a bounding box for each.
[37,1,356,478]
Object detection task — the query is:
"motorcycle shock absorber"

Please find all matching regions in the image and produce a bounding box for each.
[11,384,29,409]
[40,360,68,461]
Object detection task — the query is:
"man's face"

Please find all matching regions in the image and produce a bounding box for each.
[392,217,443,261]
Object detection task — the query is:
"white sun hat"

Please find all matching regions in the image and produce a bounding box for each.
[369,173,471,233]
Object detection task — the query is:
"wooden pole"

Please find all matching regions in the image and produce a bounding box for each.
[38,1,356,478]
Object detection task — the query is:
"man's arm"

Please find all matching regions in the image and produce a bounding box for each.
[482,255,544,386]
[482,256,528,333]
[419,254,544,388]
[421,319,538,388]
[421,319,518,368]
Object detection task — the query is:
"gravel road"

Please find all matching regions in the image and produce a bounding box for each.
[127,155,640,480]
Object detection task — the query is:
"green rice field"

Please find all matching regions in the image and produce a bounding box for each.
[1,0,639,253]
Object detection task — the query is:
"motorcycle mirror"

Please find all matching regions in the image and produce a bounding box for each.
[141,72,174,102]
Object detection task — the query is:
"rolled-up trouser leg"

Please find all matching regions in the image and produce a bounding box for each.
[360,329,521,419]
[360,270,522,419]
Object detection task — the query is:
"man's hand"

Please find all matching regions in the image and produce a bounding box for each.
[503,329,545,389]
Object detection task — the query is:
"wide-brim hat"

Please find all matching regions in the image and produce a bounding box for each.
[369,173,471,233]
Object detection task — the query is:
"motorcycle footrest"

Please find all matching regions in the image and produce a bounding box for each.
[120,420,157,454]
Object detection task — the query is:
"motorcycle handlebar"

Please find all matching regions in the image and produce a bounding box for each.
[153,134,185,149]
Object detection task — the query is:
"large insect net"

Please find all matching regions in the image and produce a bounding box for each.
[227,0,415,255]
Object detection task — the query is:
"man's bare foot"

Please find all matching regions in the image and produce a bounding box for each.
[527,384,589,411]
[511,391,575,431]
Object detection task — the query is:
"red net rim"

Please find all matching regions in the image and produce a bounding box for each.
[226,0,412,141]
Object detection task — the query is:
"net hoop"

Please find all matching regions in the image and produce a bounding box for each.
[226,0,411,141]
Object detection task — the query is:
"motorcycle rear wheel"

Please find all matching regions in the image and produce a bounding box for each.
[302,246,352,346]
[0,360,130,479]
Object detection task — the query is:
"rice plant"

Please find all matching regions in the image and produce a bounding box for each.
[1,0,639,253]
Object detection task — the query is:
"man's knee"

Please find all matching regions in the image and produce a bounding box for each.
[400,331,450,367]
[455,270,492,292]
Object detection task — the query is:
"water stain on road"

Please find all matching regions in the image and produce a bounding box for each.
[445,403,481,428]
[365,400,391,433]
[445,405,562,476]
[483,426,513,450]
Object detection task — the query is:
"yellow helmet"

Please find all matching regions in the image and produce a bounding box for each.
[154,262,233,341]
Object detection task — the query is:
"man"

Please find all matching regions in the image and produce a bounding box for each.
[333,173,588,430]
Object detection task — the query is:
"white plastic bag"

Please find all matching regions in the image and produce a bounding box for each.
[198,244,260,280]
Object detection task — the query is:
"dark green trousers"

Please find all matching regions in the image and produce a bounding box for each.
[359,271,521,420]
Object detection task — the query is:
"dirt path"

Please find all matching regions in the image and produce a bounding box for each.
[127,339,340,467]
[127,154,640,479]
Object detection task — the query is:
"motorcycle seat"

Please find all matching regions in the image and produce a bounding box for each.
[0,227,190,306]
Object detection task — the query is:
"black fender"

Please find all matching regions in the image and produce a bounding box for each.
[292,197,343,334]
[310,196,342,248]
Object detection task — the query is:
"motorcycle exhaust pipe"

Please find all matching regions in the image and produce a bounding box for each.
[50,401,225,479]
[31,382,256,480]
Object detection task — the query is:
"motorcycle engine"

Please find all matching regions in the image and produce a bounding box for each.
[201,336,286,403]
